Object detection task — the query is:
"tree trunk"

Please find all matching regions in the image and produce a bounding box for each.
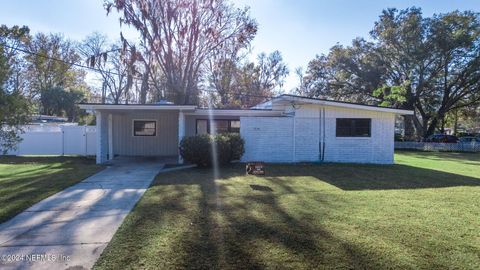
[425,117,438,138]
[440,117,445,134]
[403,115,416,141]
[453,110,459,136]
[140,69,149,104]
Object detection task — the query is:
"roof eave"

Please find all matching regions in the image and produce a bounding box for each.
[277,95,414,115]
[185,109,283,117]
[78,104,197,111]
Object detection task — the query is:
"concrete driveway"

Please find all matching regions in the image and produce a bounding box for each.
[0,158,164,270]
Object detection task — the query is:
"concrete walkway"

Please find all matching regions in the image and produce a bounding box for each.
[0,159,164,270]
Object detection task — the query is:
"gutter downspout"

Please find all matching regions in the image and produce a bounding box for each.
[322,107,326,162]
[318,108,322,161]
[292,114,296,163]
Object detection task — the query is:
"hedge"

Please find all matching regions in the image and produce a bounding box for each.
[179,133,245,167]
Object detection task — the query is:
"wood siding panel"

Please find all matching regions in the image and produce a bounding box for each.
[111,110,179,156]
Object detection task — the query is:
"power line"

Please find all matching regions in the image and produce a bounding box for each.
[3,43,138,79]
[3,43,276,100]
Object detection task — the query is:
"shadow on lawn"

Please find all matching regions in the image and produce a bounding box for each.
[145,162,480,269]
[0,157,98,224]
[0,156,95,165]
[97,161,480,269]
[263,163,480,191]
[396,150,480,163]
[151,167,397,269]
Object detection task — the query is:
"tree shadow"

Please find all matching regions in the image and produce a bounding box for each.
[150,165,413,269]
[0,156,94,165]
[263,163,480,191]
[0,158,100,224]
[0,162,156,269]
[93,161,479,269]
[396,150,480,163]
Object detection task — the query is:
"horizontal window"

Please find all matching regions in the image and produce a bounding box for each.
[133,120,156,136]
[196,119,240,135]
[336,118,371,137]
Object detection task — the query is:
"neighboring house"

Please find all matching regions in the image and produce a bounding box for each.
[78,94,413,165]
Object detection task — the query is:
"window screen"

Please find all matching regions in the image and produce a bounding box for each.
[336,118,371,137]
[133,120,156,136]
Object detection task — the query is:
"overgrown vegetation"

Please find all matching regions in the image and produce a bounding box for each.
[0,25,31,153]
[179,133,245,167]
[94,151,480,269]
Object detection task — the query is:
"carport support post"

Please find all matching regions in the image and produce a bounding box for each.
[178,110,185,164]
[95,110,103,164]
[108,113,113,160]
[95,110,108,164]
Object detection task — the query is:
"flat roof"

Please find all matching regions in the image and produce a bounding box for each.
[77,103,284,117]
[186,108,283,117]
[78,94,414,115]
[269,94,414,115]
[78,103,197,111]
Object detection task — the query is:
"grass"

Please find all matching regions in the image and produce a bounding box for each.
[0,156,103,224]
[94,151,480,269]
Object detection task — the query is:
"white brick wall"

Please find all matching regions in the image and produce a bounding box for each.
[240,117,294,162]
[294,118,320,161]
[240,104,396,164]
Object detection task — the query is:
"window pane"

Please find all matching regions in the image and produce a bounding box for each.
[336,118,371,137]
[134,120,156,136]
[354,119,371,136]
[196,120,208,135]
[230,120,240,133]
[211,120,229,134]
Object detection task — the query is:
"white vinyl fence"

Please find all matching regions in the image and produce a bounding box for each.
[5,125,96,156]
[395,141,480,152]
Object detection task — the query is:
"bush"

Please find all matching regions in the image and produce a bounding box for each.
[179,133,245,167]
[224,133,244,160]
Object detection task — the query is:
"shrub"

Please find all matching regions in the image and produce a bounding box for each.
[224,133,244,160]
[179,135,212,167]
[179,133,245,167]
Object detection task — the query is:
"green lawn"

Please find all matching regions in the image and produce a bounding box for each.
[0,156,103,224]
[95,151,480,270]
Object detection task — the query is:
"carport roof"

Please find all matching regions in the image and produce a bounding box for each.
[77,103,283,116]
[78,103,197,111]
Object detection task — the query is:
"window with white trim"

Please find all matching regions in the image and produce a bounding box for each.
[336,118,371,137]
[133,120,156,136]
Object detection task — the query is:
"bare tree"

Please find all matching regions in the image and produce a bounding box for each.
[79,33,137,104]
[105,0,257,105]
[206,50,289,108]
[78,32,110,103]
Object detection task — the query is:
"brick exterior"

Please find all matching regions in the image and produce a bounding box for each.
[241,104,395,164]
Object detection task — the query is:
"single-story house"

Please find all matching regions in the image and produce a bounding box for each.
[79,94,413,165]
